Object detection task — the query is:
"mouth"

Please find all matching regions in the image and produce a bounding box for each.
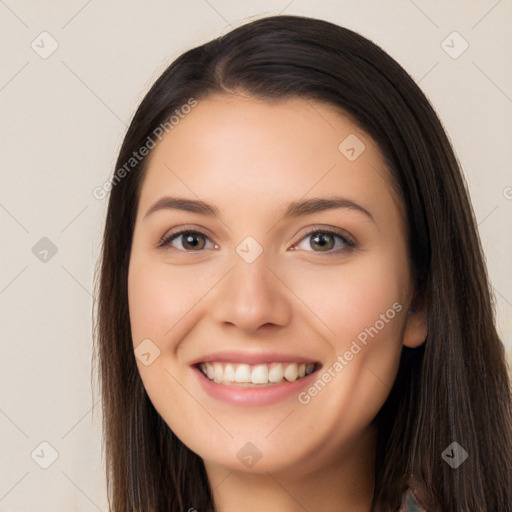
[195,361,319,387]
[190,351,322,405]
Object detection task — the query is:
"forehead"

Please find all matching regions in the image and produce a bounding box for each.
[137,95,402,225]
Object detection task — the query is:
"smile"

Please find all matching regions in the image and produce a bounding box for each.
[198,361,316,386]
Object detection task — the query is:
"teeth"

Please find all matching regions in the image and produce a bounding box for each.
[251,364,269,384]
[284,362,298,382]
[199,361,315,386]
[224,363,235,382]
[268,364,284,383]
[235,364,252,383]
[213,363,223,383]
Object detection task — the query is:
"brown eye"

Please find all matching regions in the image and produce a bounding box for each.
[159,230,216,252]
[310,233,335,251]
[294,228,355,254]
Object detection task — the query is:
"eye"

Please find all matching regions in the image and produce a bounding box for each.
[158,229,218,252]
[292,227,355,254]
[158,226,355,254]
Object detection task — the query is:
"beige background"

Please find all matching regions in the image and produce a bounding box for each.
[1,1,511,510]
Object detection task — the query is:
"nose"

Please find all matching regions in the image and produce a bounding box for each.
[210,254,293,334]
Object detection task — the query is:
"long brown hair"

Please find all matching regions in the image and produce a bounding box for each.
[93,14,512,511]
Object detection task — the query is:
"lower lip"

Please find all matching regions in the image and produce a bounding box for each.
[193,366,320,406]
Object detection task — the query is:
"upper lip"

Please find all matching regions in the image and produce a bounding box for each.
[190,351,319,366]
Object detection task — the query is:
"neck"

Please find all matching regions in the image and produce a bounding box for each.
[204,424,377,512]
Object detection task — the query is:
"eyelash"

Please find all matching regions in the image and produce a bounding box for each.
[158,226,356,255]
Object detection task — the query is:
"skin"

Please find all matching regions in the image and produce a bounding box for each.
[127,94,427,512]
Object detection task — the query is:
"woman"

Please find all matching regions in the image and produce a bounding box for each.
[93,14,512,512]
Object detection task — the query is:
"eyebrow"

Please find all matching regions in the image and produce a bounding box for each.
[143,195,374,222]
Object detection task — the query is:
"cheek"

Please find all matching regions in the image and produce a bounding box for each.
[127,257,212,428]
[128,257,209,345]
[290,251,408,347]
[288,250,408,409]
[285,256,407,433]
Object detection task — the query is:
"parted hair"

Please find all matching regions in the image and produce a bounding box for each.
[93,15,512,512]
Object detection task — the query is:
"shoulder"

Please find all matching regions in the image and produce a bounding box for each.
[399,487,429,512]
[398,476,442,512]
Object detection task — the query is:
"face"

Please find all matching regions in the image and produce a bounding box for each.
[127,94,427,478]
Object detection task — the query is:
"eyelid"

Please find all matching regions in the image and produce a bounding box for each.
[293,224,356,247]
[158,225,216,249]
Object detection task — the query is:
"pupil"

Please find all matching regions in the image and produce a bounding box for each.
[184,234,204,250]
[312,234,333,251]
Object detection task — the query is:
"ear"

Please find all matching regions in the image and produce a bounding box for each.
[403,295,428,348]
